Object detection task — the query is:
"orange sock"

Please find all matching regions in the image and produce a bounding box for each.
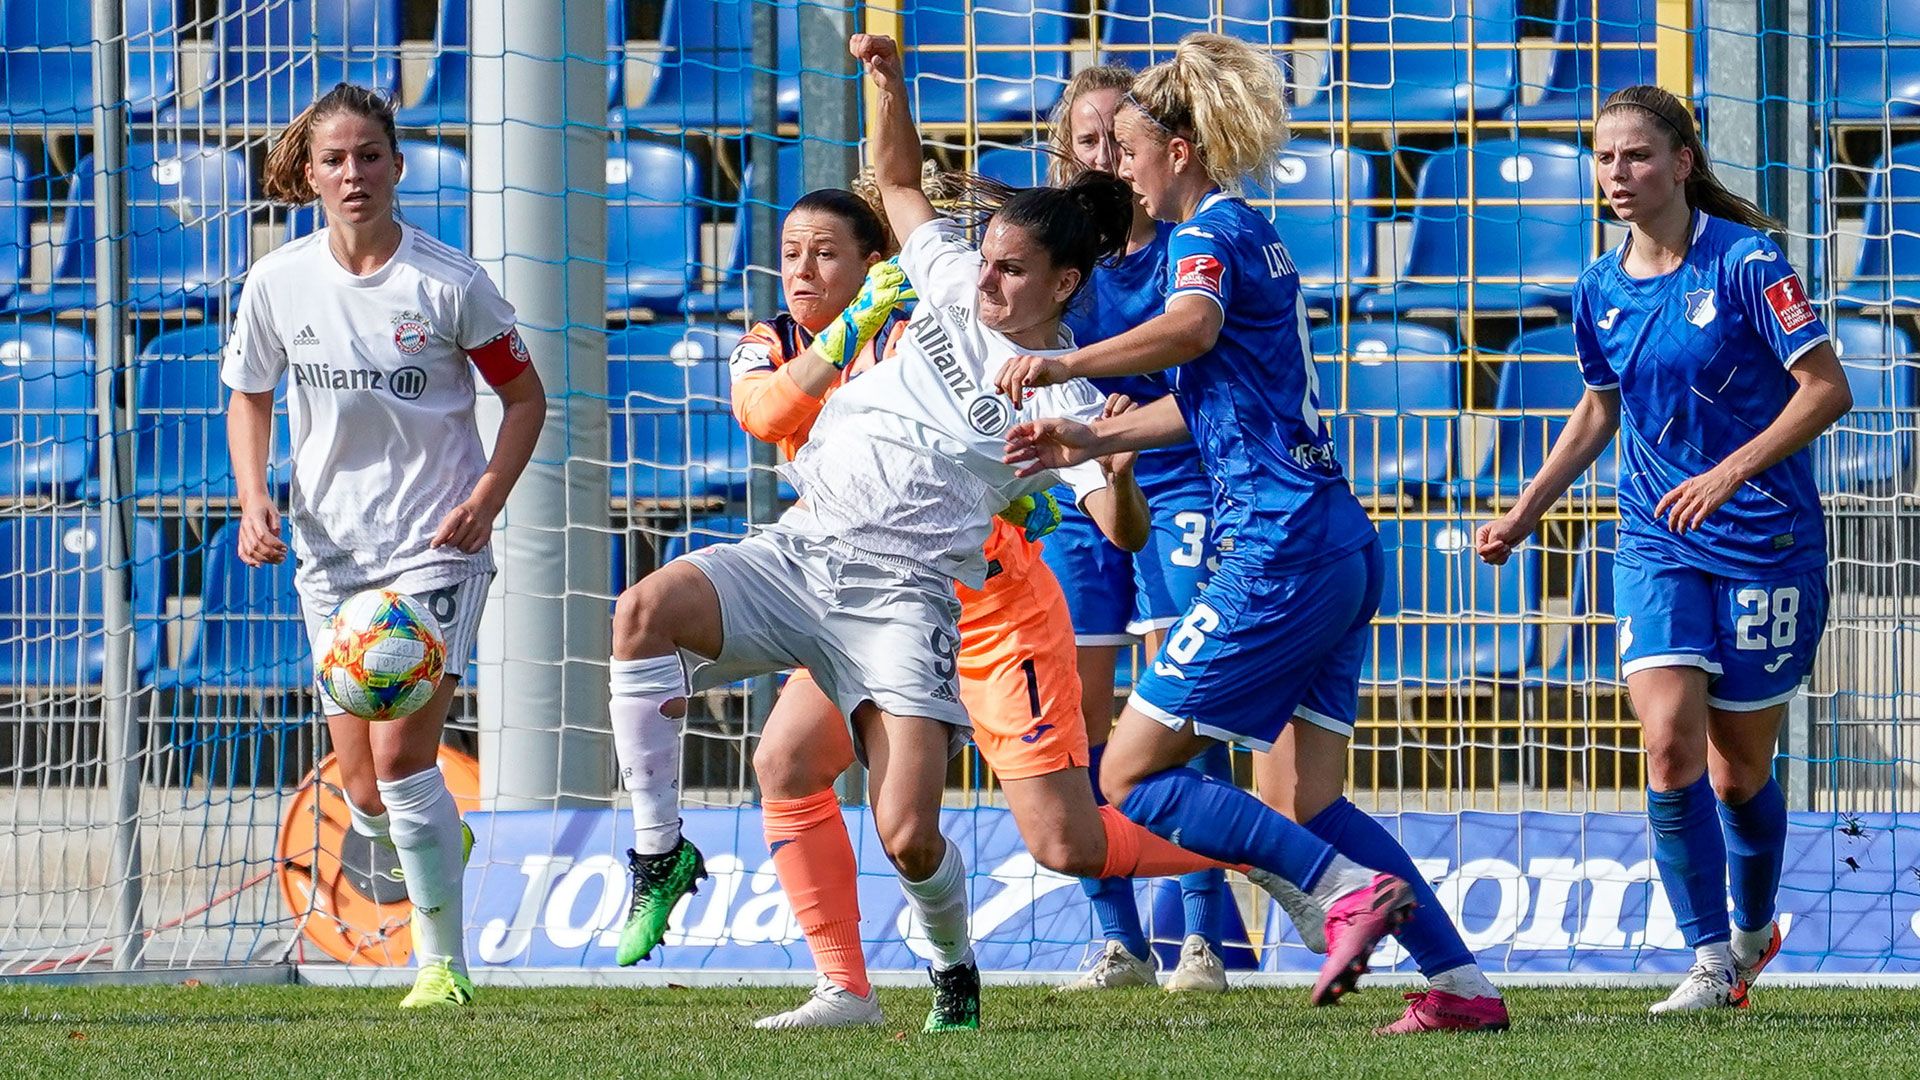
[763,790,869,997]
[1097,803,1231,879]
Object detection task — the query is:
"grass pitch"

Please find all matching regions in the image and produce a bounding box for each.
[2,982,1912,1079]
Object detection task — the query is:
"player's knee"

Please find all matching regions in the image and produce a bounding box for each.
[1098,769,1141,811]
[1028,833,1103,878]
[1710,768,1769,806]
[879,822,945,881]
[612,580,677,659]
[751,742,838,801]
[1644,742,1706,792]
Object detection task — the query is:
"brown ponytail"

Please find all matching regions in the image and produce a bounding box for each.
[261,82,400,206]
[1597,85,1781,233]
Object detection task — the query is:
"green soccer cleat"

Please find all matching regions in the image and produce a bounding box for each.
[399,958,475,1009]
[922,961,981,1033]
[616,839,708,966]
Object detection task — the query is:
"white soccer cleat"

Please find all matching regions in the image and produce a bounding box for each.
[1054,939,1157,992]
[1648,962,1737,1014]
[752,977,885,1030]
[1246,868,1329,954]
[1164,934,1229,994]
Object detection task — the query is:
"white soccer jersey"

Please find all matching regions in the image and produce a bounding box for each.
[784,217,1111,588]
[222,224,517,605]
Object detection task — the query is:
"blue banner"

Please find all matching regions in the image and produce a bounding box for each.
[461,808,1920,974]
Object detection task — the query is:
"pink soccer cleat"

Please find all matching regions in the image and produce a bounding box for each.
[1310,873,1416,1007]
[1373,990,1511,1034]
[1731,921,1783,1009]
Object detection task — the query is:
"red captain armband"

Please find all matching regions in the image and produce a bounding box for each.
[468,328,533,386]
[1172,253,1226,295]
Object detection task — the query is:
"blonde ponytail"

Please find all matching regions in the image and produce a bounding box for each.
[1125,32,1290,193]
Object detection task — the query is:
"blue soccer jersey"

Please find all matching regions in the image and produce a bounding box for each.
[1574,212,1830,577]
[1158,192,1375,574]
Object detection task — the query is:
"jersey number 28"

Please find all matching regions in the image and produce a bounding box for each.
[1733,586,1800,650]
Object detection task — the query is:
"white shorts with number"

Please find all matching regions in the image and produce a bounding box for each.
[301,573,491,716]
[679,523,970,742]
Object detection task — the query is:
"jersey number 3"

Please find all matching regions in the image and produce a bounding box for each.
[1733,586,1800,650]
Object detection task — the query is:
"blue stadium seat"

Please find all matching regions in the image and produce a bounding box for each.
[162,0,401,127]
[287,140,470,250]
[617,0,799,129]
[607,143,704,316]
[1538,521,1619,686]
[127,327,292,502]
[399,0,626,127]
[1357,138,1593,316]
[1098,0,1292,68]
[163,522,310,692]
[608,324,751,502]
[0,323,93,499]
[1310,323,1457,499]
[1367,517,1479,686]
[1458,324,1619,500]
[0,0,177,124]
[1815,318,1917,496]
[9,141,250,315]
[1458,522,1542,681]
[1244,140,1379,314]
[0,149,31,309]
[904,0,1077,125]
[684,140,802,316]
[657,516,751,563]
[1827,2,1920,122]
[1506,0,1657,122]
[1837,141,1920,308]
[0,514,163,687]
[1309,0,1520,124]
[976,144,1054,188]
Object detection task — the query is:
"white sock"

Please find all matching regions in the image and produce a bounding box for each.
[609,654,688,856]
[378,766,467,976]
[346,799,390,841]
[1307,853,1376,908]
[1731,923,1775,968]
[1696,941,1734,975]
[1430,963,1501,1000]
[898,840,975,971]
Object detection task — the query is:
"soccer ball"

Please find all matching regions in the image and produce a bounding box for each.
[317,590,447,721]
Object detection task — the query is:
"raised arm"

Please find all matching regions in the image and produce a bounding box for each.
[850,34,936,243]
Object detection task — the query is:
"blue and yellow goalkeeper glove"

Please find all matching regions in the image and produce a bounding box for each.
[814,257,918,369]
[999,490,1062,542]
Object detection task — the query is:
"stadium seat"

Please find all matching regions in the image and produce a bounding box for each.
[1458,522,1543,681]
[162,0,401,127]
[608,324,751,502]
[1459,324,1618,500]
[1367,517,1479,686]
[1244,140,1379,314]
[1538,521,1619,686]
[126,326,292,502]
[0,323,94,499]
[9,141,250,315]
[684,140,802,317]
[162,522,310,693]
[1815,318,1917,496]
[1827,2,1920,122]
[606,143,704,317]
[287,140,471,250]
[1098,0,1292,68]
[1836,141,1920,309]
[616,0,799,130]
[1309,0,1520,124]
[0,513,163,687]
[399,0,626,128]
[1310,323,1458,499]
[1506,0,1658,122]
[0,0,177,124]
[1357,138,1593,316]
[0,149,31,309]
[976,144,1054,188]
[904,0,1077,125]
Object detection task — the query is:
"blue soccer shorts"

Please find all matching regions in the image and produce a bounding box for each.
[1127,478,1219,638]
[1038,489,1136,646]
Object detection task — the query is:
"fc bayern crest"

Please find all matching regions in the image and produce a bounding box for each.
[392,311,431,356]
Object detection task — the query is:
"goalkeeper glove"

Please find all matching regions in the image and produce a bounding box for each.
[999,490,1062,543]
[814,257,918,369]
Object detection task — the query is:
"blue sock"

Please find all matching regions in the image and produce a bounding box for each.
[1080,742,1149,959]
[1647,775,1731,947]
[1304,797,1473,976]
[1119,765,1335,891]
[1179,744,1235,948]
[1718,778,1788,933]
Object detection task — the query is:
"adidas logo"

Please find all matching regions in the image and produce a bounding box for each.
[932,683,959,704]
[292,324,320,346]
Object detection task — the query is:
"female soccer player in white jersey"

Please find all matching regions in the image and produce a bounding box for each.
[1041,64,1244,995]
[1477,85,1852,1015]
[604,33,1154,1031]
[999,33,1509,1031]
[223,83,546,1009]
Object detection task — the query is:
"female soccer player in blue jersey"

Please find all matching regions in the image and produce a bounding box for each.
[1041,64,1244,996]
[1000,33,1506,1030]
[1477,85,1852,1014]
